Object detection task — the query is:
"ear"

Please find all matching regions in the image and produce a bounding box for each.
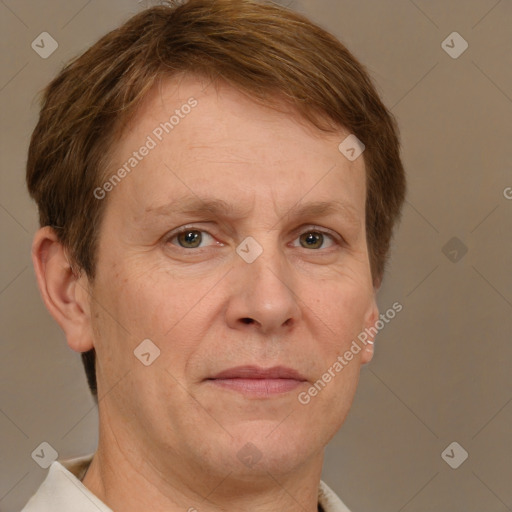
[31,226,94,353]
[360,284,380,365]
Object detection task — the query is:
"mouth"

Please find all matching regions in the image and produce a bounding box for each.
[206,365,308,398]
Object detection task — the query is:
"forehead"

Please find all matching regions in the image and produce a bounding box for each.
[104,73,367,226]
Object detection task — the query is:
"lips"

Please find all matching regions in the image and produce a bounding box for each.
[209,365,307,381]
[207,365,308,397]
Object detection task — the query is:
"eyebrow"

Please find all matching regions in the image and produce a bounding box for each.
[143,196,361,229]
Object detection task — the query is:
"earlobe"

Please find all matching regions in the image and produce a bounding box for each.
[31,226,94,353]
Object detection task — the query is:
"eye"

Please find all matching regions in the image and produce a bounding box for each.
[167,228,217,249]
[292,229,337,250]
[165,226,340,251]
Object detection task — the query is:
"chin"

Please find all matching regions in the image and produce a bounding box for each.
[216,421,323,476]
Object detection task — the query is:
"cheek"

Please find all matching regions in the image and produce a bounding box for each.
[91,271,197,413]
[101,265,208,372]
[313,280,372,346]
[314,362,361,434]
[301,281,370,410]
[89,265,169,376]
[99,261,174,335]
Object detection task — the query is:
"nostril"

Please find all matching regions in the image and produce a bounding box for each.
[241,318,254,324]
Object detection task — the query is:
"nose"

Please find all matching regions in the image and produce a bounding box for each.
[224,239,302,335]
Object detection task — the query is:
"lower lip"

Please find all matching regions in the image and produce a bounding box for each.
[208,378,305,397]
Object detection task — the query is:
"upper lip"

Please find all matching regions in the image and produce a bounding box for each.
[209,365,307,381]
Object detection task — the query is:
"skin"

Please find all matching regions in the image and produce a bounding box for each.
[32,73,379,512]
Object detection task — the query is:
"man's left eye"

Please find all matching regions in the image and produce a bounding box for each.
[166,227,337,250]
[293,230,336,250]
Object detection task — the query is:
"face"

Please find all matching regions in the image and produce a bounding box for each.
[85,74,378,482]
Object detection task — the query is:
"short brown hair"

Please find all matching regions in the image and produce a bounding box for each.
[26,0,406,400]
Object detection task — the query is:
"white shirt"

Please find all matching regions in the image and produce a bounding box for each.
[21,454,352,512]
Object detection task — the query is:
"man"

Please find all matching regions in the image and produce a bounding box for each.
[23,0,406,510]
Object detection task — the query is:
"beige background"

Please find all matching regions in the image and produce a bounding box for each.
[1,0,511,511]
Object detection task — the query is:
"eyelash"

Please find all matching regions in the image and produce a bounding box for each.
[164,225,342,251]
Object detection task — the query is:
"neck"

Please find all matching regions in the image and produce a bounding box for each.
[82,418,325,512]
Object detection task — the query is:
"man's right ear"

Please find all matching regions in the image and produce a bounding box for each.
[31,226,95,353]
